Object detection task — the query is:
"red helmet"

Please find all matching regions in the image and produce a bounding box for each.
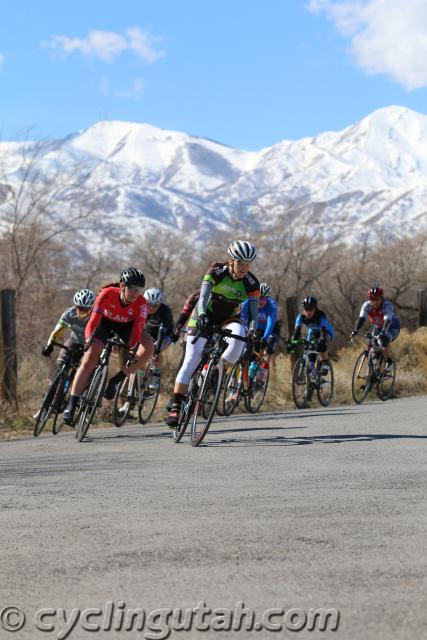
[367,286,383,300]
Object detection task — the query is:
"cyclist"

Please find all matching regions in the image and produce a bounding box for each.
[289,296,335,373]
[241,282,278,368]
[166,240,260,428]
[63,268,151,424]
[41,288,95,366]
[351,287,400,366]
[143,287,174,389]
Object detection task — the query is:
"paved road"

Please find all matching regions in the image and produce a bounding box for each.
[0,396,426,640]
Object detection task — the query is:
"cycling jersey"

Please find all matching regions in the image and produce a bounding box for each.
[240,297,277,339]
[145,303,174,339]
[293,309,335,340]
[48,306,90,346]
[358,299,398,330]
[189,262,260,327]
[85,286,148,348]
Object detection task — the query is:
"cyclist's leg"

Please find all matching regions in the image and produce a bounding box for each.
[221,322,245,366]
[64,341,102,422]
[265,333,278,366]
[381,319,400,362]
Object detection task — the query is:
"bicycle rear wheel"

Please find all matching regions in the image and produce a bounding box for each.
[377,355,396,401]
[34,369,65,437]
[113,374,135,427]
[223,361,244,416]
[76,367,107,442]
[317,361,334,407]
[351,351,371,404]
[138,369,160,424]
[190,359,224,446]
[291,357,310,409]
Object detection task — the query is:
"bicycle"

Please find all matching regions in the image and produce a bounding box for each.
[33,341,83,437]
[220,338,269,416]
[112,325,167,427]
[290,338,334,409]
[351,331,396,404]
[172,326,247,446]
[75,334,129,442]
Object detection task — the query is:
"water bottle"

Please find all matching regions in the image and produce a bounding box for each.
[63,379,70,393]
[248,361,258,379]
[199,364,208,387]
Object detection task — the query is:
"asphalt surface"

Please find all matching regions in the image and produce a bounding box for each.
[0,396,426,640]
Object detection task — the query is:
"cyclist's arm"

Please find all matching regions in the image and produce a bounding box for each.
[292,314,303,340]
[162,305,174,336]
[246,297,258,331]
[85,289,111,340]
[262,302,277,340]
[320,316,335,340]
[197,280,213,316]
[131,300,149,348]
[47,320,68,345]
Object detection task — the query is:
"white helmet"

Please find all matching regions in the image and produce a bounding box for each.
[227,240,257,262]
[260,283,272,297]
[73,288,95,308]
[144,287,164,306]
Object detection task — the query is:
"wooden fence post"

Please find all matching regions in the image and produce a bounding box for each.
[418,289,427,327]
[1,289,17,403]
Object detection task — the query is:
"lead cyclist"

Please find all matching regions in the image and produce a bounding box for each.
[166,240,260,428]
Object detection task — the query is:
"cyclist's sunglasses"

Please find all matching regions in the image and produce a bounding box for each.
[126,285,144,294]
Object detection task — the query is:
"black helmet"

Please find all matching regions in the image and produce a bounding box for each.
[120,267,145,288]
[302,296,317,310]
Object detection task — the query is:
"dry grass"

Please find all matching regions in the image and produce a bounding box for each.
[3,328,427,438]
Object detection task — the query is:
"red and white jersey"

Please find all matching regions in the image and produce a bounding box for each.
[85,286,149,347]
[359,299,397,329]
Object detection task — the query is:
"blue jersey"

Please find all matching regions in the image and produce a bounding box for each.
[241,297,277,339]
[294,309,335,341]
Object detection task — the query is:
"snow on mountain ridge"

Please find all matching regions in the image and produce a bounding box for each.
[1,105,427,253]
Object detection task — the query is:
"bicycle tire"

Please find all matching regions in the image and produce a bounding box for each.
[190,359,224,447]
[317,361,334,407]
[291,357,310,409]
[351,351,371,404]
[223,361,244,416]
[76,366,107,442]
[377,355,396,401]
[138,369,160,424]
[245,364,269,413]
[172,378,198,443]
[112,374,135,427]
[33,368,64,437]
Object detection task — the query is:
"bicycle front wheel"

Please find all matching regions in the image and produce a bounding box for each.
[317,361,334,407]
[34,369,64,437]
[113,374,135,427]
[173,379,197,443]
[351,351,371,404]
[76,367,107,442]
[190,359,224,447]
[246,365,269,414]
[223,361,244,416]
[377,356,396,401]
[291,357,310,409]
[138,369,160,424]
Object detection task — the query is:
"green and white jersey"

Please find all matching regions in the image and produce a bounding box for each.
[189,262,260,326]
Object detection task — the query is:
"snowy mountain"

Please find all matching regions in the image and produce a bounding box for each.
[1,105,427,253]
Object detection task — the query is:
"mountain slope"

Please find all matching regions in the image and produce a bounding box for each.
[1,105,427,252]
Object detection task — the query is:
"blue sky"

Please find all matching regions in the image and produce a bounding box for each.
[1,0,427,149]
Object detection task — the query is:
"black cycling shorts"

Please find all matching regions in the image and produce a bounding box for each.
[91,317,133,347]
